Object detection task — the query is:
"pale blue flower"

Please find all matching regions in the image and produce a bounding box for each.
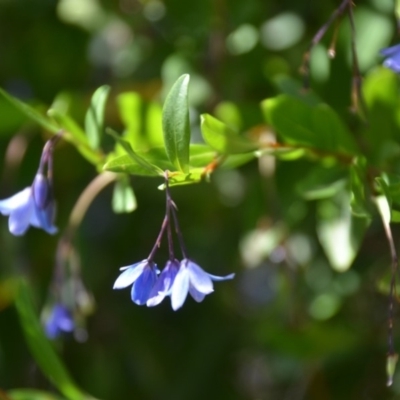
[381,44,400,73]
[113,259,158,305]
[45,304,74,339]
[170,259,235,311]
[0,173,57,236]
[147,259,180,307]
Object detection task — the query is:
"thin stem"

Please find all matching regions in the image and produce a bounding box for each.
[376,197,399,385]
[165,171,188,259]
[347,1,367,117]
[148,214,169,261]
[300,0,349,89]
[170,202,188,259]
[66,172,117,239]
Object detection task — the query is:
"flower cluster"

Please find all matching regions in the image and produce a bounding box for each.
[0,135,59,235]
[113,174,234,310]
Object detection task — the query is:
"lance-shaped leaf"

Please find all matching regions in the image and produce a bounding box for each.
[106,128,163,176]
[162,74,191,172]
[0,87,58,133]
[201,114,257,154]
[14,279,96,400]
[85,85,110,149]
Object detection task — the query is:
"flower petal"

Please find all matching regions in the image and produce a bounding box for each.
[171,265,190,311]
[189,283,207,303]
[8,190,35,236]
[147,259,179,307]
[113,260,149,289]
[32,202,58,235]
[185,260,213,294]
[0,187,31,215]
[131,267,157,305]
[380,44,400,57]
[207,273,235,281]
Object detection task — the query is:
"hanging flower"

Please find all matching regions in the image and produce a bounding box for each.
[380,44,400,73]
[113,259,159,305]
[169,259,234,311]
[146,259,180,307]
[0,174,57,235]
[0,136,59,236]
[44,304,74,339]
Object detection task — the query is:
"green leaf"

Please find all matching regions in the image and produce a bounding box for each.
[158,169,204,189]
[14,279,95,400]
[350,157,372,218]
[0,87,58,133]
[146,101,164,148]
[47,109,103,166]
[112,176,137,213]
[162,74,191,172]
[375,173,400,223]
[84,85,110,149]
[106,128,163,176]
[201,114,257,154]
[117,92,143,149]
[362,67,400,164]
[317,191,370,272]
[261,94,359,156]
[8,389,67,400]
[188,144,216,167]
[297,165,348,200]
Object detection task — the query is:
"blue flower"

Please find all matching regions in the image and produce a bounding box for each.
[169,259,235,311]
[45,304,74,339]
[0,173,57,236]
[113,259,158,305]
[381,44,400,73]
[147,259,180,307]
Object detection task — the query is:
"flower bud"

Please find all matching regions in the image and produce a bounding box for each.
[32,173,50,209]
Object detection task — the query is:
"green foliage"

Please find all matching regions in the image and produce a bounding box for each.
[3,1,400,398]
[14,280,94,400]
[262,94,359,156]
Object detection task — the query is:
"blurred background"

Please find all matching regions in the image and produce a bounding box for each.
[0,0,399,399]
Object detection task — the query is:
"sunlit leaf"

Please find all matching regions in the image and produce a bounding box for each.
[146,101,164,148]
[317,191,369,272]
[162,74,191,172]
[201,114,257,154]
[362,67,400,164]
[112,176,137,213]
[14,279,95,400]
[262,94,359,155]
[0,87,58,133]
[158,169,204,189]
[117,92,143,149]
[106,129,163,176]
[84,85,110,149]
